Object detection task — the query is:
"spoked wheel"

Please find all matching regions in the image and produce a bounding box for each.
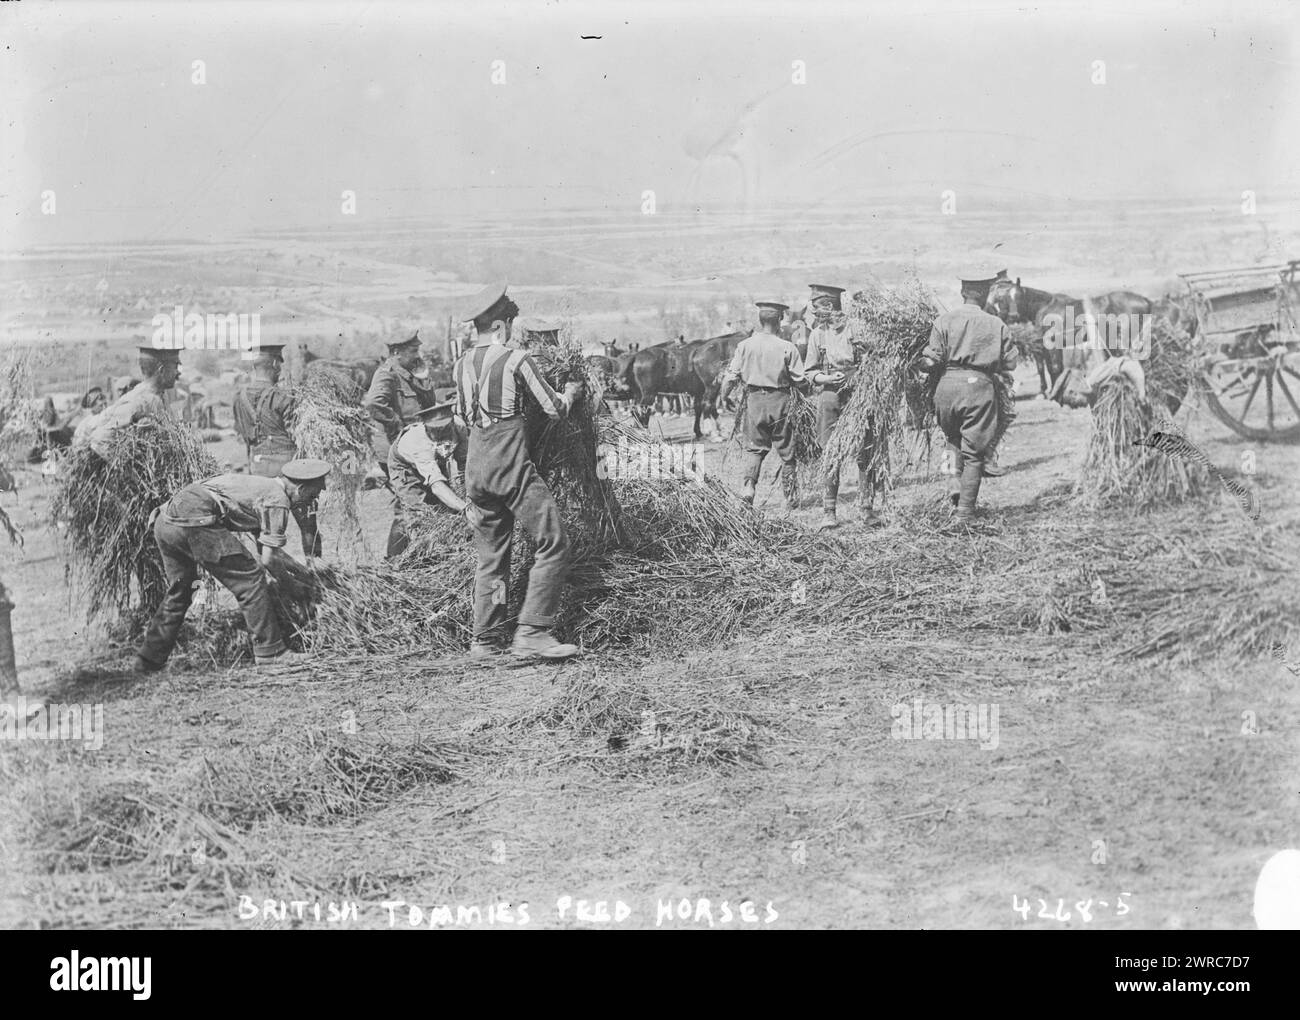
[1200,340,1300,443]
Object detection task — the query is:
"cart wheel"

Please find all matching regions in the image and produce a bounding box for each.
[1201,346,1300,443]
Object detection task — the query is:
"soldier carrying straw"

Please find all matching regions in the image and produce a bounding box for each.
[453,283,584,662]
[802,284,881,529]
[916,272,1019,524]
[718,300,810,509]
[232,342,323,560]
[88,341,181,459]
[133,458,331,674]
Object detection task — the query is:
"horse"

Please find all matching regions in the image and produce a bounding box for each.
[986,278,1153,399]
[627,332,743,440]
[691,329,749,437]
[630,340,703,434]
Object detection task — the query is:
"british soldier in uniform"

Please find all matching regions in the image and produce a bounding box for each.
[802,284,880,529]
[385,391,472,558]
[362,330,436,468]
[88,342,181,459]
[453,283,583,662]
[718,300,810,508]
[916,272,1019,523]
[134,459,331,674]
[232,343,323,559]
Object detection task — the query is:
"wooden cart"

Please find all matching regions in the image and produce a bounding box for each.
[1178,260,1300,442]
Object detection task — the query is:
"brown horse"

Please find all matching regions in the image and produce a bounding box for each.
[628,331,747,439]
[986,279,1153,398]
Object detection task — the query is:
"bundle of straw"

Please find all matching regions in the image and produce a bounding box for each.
[286,373,373,552]
[1075,377,1210,509]
[51,417,220,620]
[523,343,623,546]
[0,347,41,465]
[820,274,940,491]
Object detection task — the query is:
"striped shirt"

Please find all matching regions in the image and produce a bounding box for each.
[453,341,568,428]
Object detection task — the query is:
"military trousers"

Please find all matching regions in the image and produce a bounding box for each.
[138,518,286,667]
[465,416,570,643]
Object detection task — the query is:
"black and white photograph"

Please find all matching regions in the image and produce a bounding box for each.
[1,0,1298,954]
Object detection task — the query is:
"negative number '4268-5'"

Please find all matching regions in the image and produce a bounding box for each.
[1011,893,1130,923]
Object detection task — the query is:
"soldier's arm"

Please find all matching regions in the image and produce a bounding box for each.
[718,342,744,390]
[361,371,400,430]
[516,353,570,419]
[998,323,1019,373]
[916,321,947,374]
[786,345,811,394]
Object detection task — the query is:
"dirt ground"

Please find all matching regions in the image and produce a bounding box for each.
[2,361,1297,930]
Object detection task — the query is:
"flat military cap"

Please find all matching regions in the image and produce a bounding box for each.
[386,331,422,352]
[808,284,846,300]
[434,385,459,405]
[755,300,790,313]
[414,399,456,427]
[959,273,1002,288]
[253,343,286,360]
[461,281,514,324]
[519,317,561,335]
[138,344,181,361]
[281,458,332,483]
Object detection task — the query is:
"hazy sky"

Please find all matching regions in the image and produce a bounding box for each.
[3,0,1298,248]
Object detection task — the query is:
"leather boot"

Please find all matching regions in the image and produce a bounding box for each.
[956,460,983,523]
[947,444,963,509]
[510,625,579,661]
[819,471,840,530]
[741,452,763,505]
[781,467,798,510]
[857,465,879,523]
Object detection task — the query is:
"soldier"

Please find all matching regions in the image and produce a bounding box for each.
[916,272,1020,523]
[518,318,562,349]
[88,343,181,458]
[802,284,880,529]
[718,300,810,508]
[70,388,108,448]
[232,343,323,560]
[453,282,583,662]
[385,392,471,557]
[134,459,331,674]
[362,330,436,467]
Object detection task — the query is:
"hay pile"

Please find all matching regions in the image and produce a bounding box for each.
[310,472,825,655]
[821,274,940,490]
[51,416,220,621]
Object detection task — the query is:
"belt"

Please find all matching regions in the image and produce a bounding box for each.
[945,363,998,379]
[160,511,221,528]
[472,413,523,430]
[746,384,789,393]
